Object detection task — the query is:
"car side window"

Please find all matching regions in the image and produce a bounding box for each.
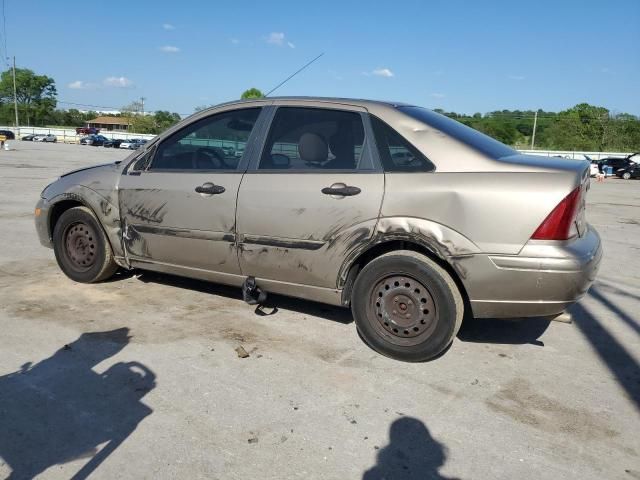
[370,116,434,172]
[259,107,365,171]
[149,108,261,171]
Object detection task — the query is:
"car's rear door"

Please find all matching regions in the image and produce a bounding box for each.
[236,104,384,297]
[118,105,267,282]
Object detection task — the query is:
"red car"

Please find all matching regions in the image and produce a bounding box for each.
[76,127,100,135]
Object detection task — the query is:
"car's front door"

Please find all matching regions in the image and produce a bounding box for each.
[236,105,384,294]
[118,106,265,282]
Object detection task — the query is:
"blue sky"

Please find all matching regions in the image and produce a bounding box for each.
[5,0,640,115]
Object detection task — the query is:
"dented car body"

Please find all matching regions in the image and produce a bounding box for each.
[35,97,602,360]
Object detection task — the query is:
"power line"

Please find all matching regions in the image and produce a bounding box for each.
[57,100,191,117]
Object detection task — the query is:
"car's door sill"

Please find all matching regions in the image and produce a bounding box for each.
[128,258,344,307]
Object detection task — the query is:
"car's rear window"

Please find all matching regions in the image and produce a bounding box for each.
[398,106,516,159]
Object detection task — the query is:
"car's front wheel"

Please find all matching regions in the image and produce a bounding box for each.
[351,250,464,362]
[622,172,632,180]
[53,206,118,283]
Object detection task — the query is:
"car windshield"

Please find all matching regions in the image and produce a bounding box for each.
[398,106,517,159]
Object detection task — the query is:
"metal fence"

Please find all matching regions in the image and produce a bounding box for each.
[516,149,631,161]
[1,126,156,144]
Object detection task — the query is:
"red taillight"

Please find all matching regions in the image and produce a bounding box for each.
[531,187,581,240]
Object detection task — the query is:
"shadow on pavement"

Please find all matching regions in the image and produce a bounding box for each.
[363,417,458,480]
[572,296,640,411]
[0,328,156,480]
[136,270,354,325]
[457,317,551,346]
[589,287,640,336]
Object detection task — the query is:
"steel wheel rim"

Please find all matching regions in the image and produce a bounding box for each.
[64,222,97,271]
[367,274,438,346]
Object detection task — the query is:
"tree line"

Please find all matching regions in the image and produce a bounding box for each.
[0,68,638,151]
[435,104,640,152]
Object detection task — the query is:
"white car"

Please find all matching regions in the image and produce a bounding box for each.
[119,139,147,150]
[33,134,57,143]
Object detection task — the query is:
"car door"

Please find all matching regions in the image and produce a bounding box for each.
[118,106,266,283]
[236,104,384,294]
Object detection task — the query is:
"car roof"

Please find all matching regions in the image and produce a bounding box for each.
[199,96,413,113]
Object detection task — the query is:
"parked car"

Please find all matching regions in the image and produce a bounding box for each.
[21,134,36,141]
[80,135,109,146]
[120,139,148,150]
[234,145,245,157]
[616,163,640,180]
[34,97,602,362]
[76,127,100,135]
[600,153,638,173]
[33,134,57,142]
[0,129,15,140]
[103,138,127,149]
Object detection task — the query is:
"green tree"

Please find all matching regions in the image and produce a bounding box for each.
[544,103,610,150]
[0,68,57,126]
[241,88,264,99]
[153,110,181,132]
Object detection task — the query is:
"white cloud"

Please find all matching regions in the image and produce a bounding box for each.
[430,93,446,98]
[67,80,98,90]
[508,74,525,81]
[371,68,394,77]
[103,76,134,88]
[267,32,285,45]
[160,45,180,53]
[162,23,175,30]
[266,32,295,48]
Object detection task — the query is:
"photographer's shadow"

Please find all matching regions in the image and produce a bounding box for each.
[0,328,156,480]
[364,417,458,480]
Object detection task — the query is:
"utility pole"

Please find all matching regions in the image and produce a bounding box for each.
[12,56,19,129]
[530,110,538,149]
[140,96,146,115]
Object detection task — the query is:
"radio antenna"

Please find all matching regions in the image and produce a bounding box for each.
[264,52,325,97]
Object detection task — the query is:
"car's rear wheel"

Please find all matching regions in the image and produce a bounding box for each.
[622,172,631,180]
[53,206,118,283]
[351,250,463,362]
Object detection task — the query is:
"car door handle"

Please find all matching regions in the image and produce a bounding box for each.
[321,185,361,196]
[195,183,225,195]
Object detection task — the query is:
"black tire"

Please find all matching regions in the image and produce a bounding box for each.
[52,206,118,283]
[351,250,464,362]
[622,172,631,180]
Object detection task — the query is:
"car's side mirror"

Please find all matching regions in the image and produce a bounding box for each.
[127,146,156,175]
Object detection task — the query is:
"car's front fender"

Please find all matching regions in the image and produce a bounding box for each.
[39,185,124,261]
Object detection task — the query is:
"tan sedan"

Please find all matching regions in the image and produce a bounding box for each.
[35,97,601,361]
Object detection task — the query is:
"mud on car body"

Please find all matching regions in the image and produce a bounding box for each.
[35,97,602,362]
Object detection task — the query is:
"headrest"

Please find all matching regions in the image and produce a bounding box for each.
[298,133,328,163]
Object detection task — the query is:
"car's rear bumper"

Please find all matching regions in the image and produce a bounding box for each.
[458,225,602,318]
